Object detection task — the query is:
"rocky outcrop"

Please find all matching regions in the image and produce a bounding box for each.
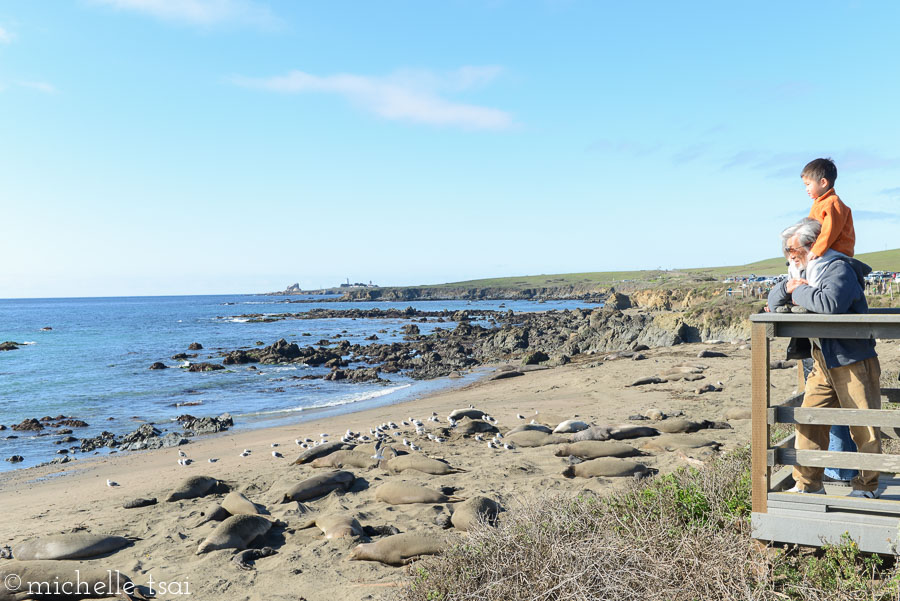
[187,362,225,372]
[178,413,233,435]
[11,418,43,432]
[0,341,20,351]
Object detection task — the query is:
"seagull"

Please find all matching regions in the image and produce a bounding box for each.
[208,458,218,463]
[243,449,251,454]
[401,421,410,426]
[240,451,250,457]
[435,437,446,444]
[402,438,410,446]
[271,443,279,447]
[427,433,435,440]
[371,440,385,460]
[178,450,187,457]
[300,443,308,449]
[305,438,313,443]
[487,441,496,449]
[272,451,283,458]
[474,435,484,442]
[517,414,525,420]
[495,432,503,439]
[295,439,303,445]
[410,444,421,452]
[106,479,119,487]
[503,443,514,451]
[319,433,329,437]
[530,419,537,424]
[431,412,438,417]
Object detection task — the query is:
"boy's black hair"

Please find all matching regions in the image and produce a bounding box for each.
[801,157,837,187]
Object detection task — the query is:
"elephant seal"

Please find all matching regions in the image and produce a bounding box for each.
[654,419,702,434]
[298,514,364,539]
[232,546,276,571]
[506,424,552,435]
[570,426,613,442]
[454,418,497,436]
[310,450,378,470]
[165,475,218,502]
[629,376,665,386]
[221,491,259,516]
[504,431,567,448]
[554,441,639,460]
[562,457,651,478]
[281,470,355,503]
[349,532,445,566]
[197,514,271,554]
[292,441,351,465]
[447,408,485,421]
[374,482,461,505]
[609,425,659,440]
[552,420,590,434]
[641,435,720,452]
[122,498,157,509]
[12,534,133,561]
[192,501,230,528]
[383,455,460,475]
[0,560,147,600]
[450,496,500,531]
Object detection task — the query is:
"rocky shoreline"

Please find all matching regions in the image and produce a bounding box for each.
[201,296,759,382]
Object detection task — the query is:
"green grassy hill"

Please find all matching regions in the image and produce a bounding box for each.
[418,249,900,290]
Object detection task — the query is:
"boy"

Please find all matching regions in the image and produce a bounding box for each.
[802,157,855,261]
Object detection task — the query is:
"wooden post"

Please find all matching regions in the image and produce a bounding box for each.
[751,322,772,513]
[796,361,806,393]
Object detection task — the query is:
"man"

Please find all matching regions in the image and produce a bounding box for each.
[767,218,882,498]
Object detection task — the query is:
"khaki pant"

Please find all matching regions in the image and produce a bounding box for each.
[793,347,882,492]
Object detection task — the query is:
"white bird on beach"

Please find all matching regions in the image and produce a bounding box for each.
[272,451,283,458]
[271,443,279,447]
[474,435,484,442]
[320,433,329,438]
[410,444,421,452]
[243,449,251,454]
[401,421,410,426]
[503,443,514,451]
[435,437,446,444]
[208,458,218,463]
[516,414,525,420]
[106,479,119,487]
[371,441,385,460]
[240,451,250,457]
[487,441,496,449]
[295,439,303,445]
[178,450,187,457]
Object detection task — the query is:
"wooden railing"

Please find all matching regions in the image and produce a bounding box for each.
[750,309,900,514]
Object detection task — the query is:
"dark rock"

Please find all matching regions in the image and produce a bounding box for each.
[0,341,20,351]
[522,351,550,365]
[11,418,43,432]
[149,362,168,370]
[54,419,88,428]
[401,324,420,337]
[222,350,259,365]
[632,344,650,352]
[5,455,24,463]
[187,362,225,372]
[188,342,203,350]
[365,334,379,341]
[171,353,192,360]
[179,413,233,435]
[80,431,118,452]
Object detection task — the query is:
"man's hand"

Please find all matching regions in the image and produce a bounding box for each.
[785,278,808,294]
[807,250,819,261]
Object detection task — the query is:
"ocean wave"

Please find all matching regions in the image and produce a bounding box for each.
[238,384,412,417]
[21,341,36,345]
[227,318,250,323]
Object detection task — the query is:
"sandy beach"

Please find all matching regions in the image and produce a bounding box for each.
[4,338,895,601]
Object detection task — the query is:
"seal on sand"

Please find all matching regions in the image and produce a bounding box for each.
[280,470,355,503]
[554,441,640,460]
[349,532,445,566]
[552,420,589,434]
[12,534,133,561]
[232,546,276,570]
[298,514,364,539]
[562,457,651,478]
[504,431,567,447]
[292,441,351,465]
[220,491,259,516]
[450,496,501,531]
[0,560,148,600]
[165,475,218,502]
[383,455,460,475]
[197,514,272,555]
[374,482,461,505]
[310,450,378,470]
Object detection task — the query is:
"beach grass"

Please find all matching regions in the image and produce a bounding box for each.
[411,248,900,290]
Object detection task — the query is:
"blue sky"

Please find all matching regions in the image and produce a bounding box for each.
[2,1,899,298]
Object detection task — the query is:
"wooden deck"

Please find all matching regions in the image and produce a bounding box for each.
[749,309,900,555]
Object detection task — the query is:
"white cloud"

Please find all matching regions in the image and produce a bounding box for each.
[0,25,13,44]
[231,67,513,130]
[19,81,58,94]
[91,0,278,28]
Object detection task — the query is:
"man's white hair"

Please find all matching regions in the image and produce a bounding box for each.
[780,217,821,253]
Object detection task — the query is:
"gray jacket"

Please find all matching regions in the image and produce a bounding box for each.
[767,255,876,369]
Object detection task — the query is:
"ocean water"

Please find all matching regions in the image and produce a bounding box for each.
[0,294,593,471]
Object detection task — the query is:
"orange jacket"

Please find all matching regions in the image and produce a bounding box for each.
[809,189,855,257]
